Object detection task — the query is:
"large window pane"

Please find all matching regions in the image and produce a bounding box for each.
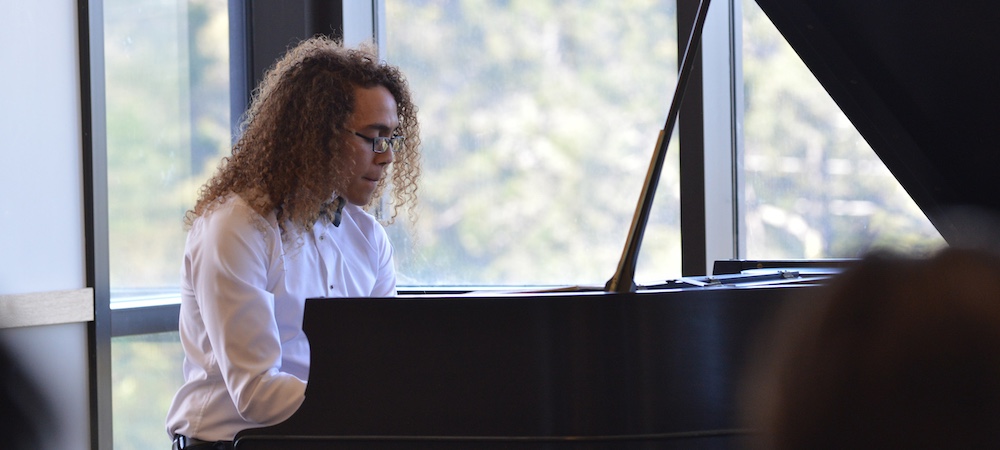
[103,0,229,448]
[385,1,681,286]
[104,0,230,302]
[740,0,945,258]
[112,333,184,450]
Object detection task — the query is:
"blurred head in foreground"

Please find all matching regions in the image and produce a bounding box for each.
[742,247,1000,449]
[1,341,53,449]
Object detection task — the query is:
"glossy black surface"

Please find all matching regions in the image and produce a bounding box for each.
[236,286,813,448]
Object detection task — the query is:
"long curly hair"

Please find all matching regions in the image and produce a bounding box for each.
[186,35,420,230]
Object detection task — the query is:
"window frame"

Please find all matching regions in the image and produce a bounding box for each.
[80,0,112,446]
[679,0,742,276]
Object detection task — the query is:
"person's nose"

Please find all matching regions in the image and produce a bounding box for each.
[375,148,394,165]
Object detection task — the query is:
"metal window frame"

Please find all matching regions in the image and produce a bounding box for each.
[80,0,112,447]
[679,0,741,276]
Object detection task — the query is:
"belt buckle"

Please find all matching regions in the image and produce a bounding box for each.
[172,434,192,450]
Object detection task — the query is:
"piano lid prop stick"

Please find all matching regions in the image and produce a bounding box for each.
[605,0,713,294]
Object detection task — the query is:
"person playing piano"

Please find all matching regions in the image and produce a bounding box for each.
[164,35,421,450]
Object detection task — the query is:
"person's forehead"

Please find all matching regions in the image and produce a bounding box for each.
[351,85,398,127]
[353,85,396,107]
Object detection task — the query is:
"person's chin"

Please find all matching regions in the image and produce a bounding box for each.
[345,181,378,205]
[344,191,373,206]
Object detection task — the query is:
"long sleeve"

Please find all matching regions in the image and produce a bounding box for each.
[167,197,398,441]
[186,203,306,424]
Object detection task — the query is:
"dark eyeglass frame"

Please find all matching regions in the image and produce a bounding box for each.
[351,130,405,154]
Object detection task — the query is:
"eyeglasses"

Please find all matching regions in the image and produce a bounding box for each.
[351,131,405,154]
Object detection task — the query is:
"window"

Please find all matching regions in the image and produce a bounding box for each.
[111,333,183,449]
[104,0,230,305]
[102,0,229,447]
[738,0,945,258]
[384,1,682,287]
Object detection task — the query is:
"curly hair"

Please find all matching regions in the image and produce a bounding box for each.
[186,35,421,231]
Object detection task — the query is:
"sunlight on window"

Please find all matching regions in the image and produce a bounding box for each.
[384,1,682,286]
[740,0,944,259]
[104,0,230,301]
[104,1,229,448]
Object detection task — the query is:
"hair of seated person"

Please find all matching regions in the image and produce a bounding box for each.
[0,341,55,449]
[740,247,1000,450]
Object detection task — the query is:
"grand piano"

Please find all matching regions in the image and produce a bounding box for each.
[235,0,1000,448]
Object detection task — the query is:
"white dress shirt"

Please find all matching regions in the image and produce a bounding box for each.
[165,194,396,441]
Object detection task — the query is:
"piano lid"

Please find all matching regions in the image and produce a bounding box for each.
[752,0,1000,244]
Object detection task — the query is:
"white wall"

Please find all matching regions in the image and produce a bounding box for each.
[0,0,91,449]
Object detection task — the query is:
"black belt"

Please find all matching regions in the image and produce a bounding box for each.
[172,434,234,450]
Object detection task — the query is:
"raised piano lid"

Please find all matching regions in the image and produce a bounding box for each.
[752,0,1000,244]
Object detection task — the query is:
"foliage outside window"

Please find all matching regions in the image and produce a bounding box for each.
[104,0,230,303]
[739,0,945,258]
[385,1,683,287]
[105,0,229,448]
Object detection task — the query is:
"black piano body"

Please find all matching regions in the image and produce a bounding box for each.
[236,285,814,449]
